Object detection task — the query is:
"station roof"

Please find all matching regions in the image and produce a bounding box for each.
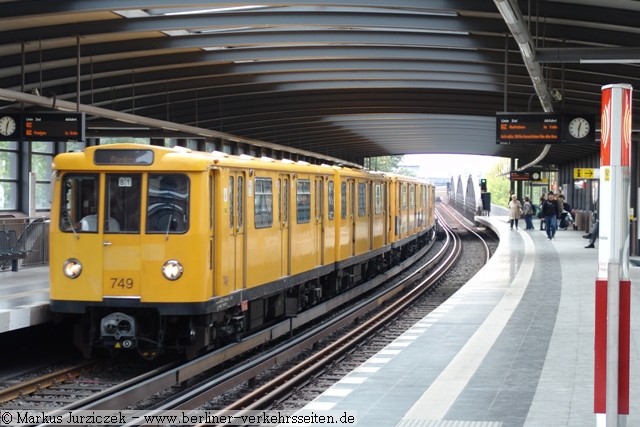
[1,1,639,167]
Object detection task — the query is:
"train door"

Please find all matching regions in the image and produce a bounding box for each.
[102,174,142,298]
[279,175,290,276]
[315,176,324,264]
[209,173,215,296]
[349,179,356,256]
[229,172,246,291]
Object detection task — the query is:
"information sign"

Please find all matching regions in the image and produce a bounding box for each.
[496,112,596,144]
[22,112,84,142]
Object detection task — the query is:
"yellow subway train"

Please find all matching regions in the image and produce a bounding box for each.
[49,144,437,358]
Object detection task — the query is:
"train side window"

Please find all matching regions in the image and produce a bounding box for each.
[315,179,323,220]
[237,176,243,230]
[374,183,382,215]
[296,179,311,223]
[358,183,366,217]
[229,176,234,229]
[341,182,347,219]
[146,174,188,233]
[328,180,334,220]
[61,174,99,232]
[254,177,273,228]
[106,174,141,233]
[409,185,415,208]
[282,178,289,224]
[401,183,408,210]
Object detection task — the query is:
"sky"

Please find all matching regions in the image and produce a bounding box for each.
[401,154,503,180]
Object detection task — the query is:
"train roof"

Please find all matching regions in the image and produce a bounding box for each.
[53,143,430,185]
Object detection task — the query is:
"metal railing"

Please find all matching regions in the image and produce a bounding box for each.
[0,217,49,270]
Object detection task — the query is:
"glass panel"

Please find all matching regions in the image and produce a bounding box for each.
[316,179,323,220]
[237,176,243,229]
[66,141,85,152]
[358,183,366,217]
[341,182,347,219]
[409,185,415,208]
[0,141,18,150]
[328,180,334,220]
[36,183,51,209]
[0,149,18,210]
[32,141,54,154]
[32,154,53,181]
[254,177,273,228]
[283,178,289,224]
[229,176,234,228]
[146,174,188,233]
[61,174,99,232]
[107,174,142,233]
[375,184,382,215]
[402,184,407,209]
[296,179,311,223]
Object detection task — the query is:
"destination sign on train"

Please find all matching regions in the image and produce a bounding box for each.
[22,112,85,142]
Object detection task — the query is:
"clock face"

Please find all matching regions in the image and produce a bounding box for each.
[568,117,590,139]
[0,115,16,137]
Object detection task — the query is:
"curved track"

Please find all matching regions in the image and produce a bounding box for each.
[12,208,497,426]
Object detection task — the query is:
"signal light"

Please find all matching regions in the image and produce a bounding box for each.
[480,178,487,192]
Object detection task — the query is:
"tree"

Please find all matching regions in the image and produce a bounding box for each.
[485,159,511,206]
[366,155,416,176]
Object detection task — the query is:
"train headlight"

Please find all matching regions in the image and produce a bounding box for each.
[162,259,183,281]
[63,258,82,279]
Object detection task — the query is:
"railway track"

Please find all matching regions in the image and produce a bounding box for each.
[5,206,496,426]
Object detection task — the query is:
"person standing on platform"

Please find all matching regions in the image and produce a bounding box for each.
[523,196,534,230]
[542,191,559,240]
[508,194,522,230]
[538,194,546,231]
[585,212,599,248]
[558,195,572,230]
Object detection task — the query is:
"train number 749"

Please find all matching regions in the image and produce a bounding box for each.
[110,277,134,289]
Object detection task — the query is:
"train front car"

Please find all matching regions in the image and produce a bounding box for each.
[49,144,213,359]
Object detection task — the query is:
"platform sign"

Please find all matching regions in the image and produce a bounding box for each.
[496,112,596,144]
[573,168,598,179]
[22,112,85,142]
[509,171,543,181]
[496,113,561,144]
[594,83,632,425]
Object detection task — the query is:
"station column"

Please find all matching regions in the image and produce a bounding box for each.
[594,83,632,427]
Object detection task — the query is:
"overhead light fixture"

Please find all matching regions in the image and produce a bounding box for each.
[580,58,640,64]
[494,0,518,25]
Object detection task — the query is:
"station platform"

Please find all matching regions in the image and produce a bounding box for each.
[299,215,640,426]
[0,266,50,333]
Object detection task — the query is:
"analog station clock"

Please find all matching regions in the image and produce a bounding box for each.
[568,117,590,139]
[0,115,16,137]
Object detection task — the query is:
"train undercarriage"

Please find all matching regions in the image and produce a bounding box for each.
[75,228,435,360]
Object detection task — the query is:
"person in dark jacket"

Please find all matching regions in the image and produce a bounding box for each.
[558,195,572,230]
[542,191,560,240]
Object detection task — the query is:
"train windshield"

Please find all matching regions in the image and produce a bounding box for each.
[59,173,188,234]
[59,174,99,232]
[105,174,141,233]
[146,174,189,233]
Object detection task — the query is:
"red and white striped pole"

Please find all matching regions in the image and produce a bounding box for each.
[595,83,632,426]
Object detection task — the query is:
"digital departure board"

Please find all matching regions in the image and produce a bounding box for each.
[496,113,561,144]
[496,113,596,144]
[22,112,85,142]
